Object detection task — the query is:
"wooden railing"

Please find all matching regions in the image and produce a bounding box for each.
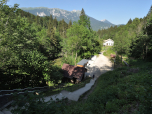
[0,79,89,110]
[0,83,67,110]
[122,59,129,67]
[113,52,129,68]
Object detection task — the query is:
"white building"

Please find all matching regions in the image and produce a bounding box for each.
[103,39,114,46]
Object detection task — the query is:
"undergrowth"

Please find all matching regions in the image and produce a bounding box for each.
[10,59,152,114]
[103,46,115,57]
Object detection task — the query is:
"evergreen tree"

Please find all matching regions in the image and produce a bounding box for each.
[35,15,39,24]
[68,19,72,29]
[127,18,132,24]
[53,16,58,29]
[0,0,63,89]
[147,5,152,20]
[49,14,53,22]
[78,8,91,31]
[60,19,68,38]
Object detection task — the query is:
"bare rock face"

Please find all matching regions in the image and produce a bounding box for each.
[20,7,116,31]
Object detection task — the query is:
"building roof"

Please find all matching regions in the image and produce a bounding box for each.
[62,63,86,81]
[103,39,114,43]
[77,59,89,66]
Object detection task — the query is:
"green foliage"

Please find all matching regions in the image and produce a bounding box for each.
[97,5,152,62]
[78,8,91,31]
[103,46,115,56]
[61,55,82,66]
[49,65,63,86]
[105,100,119,113]
[0,1,63,89]
[11,90,68,114]
[127,18,132,25]
[68,19,72,29]
[61,17,101,65]
[7,59,152,114]
[115,55,122,65]
[2,1,152,113]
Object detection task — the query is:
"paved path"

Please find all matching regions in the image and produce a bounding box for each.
[39,52,113,102]
[85,52,113,78]
[0,53,113,114]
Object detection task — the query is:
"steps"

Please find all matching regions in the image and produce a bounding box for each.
[0,105,24,114]
[1,107,12,114]
[0,79,96,114]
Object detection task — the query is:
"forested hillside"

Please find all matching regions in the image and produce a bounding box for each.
[97,6,152,61]
[1,0,152,113]
[19,7,115,31]
[0,0,101,90]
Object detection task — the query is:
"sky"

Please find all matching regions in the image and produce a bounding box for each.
[6,0,152,25]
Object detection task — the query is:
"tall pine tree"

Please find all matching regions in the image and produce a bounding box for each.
[78,8,91,31]
[68,19,72,29]
[127,18,132,25]
[53,17,58,29]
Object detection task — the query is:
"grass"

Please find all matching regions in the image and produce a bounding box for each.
[103,46,115,57]
[53,57,63,68]
[9,48,152,113]
[102,46,130,68]
[41,77,92,97]
[55,59,152,114]
[102,46,129,61]
[8,58,152,114]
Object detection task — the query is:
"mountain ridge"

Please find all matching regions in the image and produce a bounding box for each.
[101,19,113,24]
[20,7,123,31]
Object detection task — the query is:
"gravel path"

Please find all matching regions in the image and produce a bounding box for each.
[81,52,113,101]
[85,52,113,79]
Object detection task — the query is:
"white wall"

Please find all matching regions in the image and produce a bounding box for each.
[103,40,114,46]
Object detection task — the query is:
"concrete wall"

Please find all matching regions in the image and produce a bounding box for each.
[103,40,114,46]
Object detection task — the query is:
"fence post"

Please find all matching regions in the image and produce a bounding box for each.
[114,60,115,69]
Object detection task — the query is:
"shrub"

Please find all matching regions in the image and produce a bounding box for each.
[11,90,68,114]
[105,101,119,113]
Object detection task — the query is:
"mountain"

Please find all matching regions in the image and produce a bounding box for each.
[20,7,121,31]
[101,19,113,24]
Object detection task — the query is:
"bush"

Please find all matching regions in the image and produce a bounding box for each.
[11,90,68,114]
[105,101,119,113]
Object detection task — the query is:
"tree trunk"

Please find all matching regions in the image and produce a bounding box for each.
[146,45,148,60]
[72,51,73,61]
[72,45,73,61]
[84,49,85,58]
[121,48,123,64]
[75,52,77,66]
[143,45,145,59]
[66,52,67,58]
[121,54,122,65]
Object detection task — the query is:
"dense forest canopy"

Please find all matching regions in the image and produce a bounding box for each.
[0,0,152,113]
[97,5,152,61]
[0,0,152,90]
[0,0,101,89]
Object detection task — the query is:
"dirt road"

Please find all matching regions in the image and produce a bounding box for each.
[85,52,113,79]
